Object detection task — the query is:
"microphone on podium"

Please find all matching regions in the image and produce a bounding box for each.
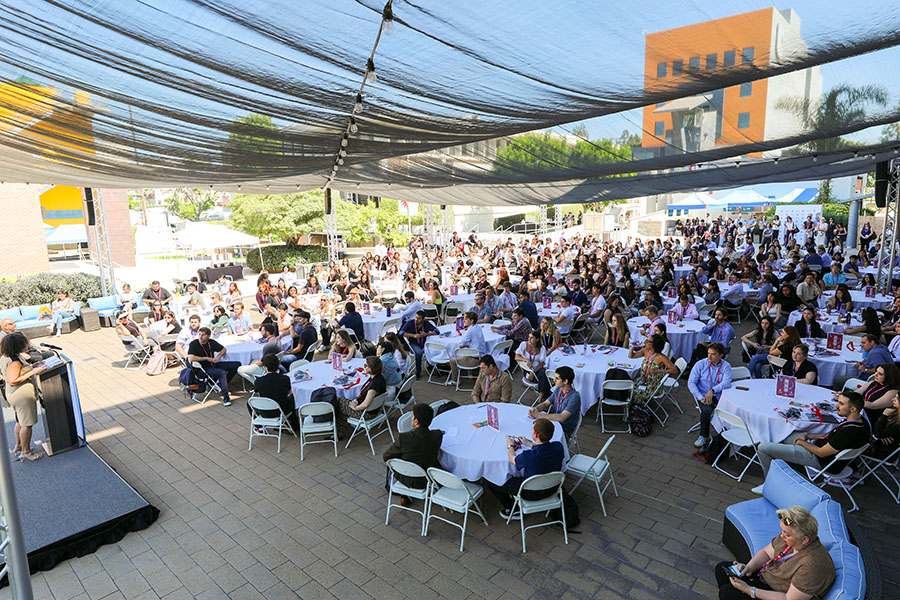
[40,342,63,351]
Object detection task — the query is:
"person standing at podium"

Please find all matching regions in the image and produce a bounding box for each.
[0,333,46,461]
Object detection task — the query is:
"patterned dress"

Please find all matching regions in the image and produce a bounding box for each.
[631,352,665,406]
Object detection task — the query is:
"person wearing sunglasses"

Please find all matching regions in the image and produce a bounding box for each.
[714,505,835,600]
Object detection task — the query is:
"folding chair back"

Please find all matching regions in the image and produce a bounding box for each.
[298,401,338,459]
[493,319,512,328]
[248,396,295,453]
[380,317,401,336]
[302,340,320,362]
[397,412,414,433]
[842,378,867,392]
[731,366,751,381]
[513,472,568,552]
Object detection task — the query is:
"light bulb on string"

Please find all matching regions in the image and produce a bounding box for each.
[812,155,818,162]
[350,118,358,134]
[355,93,363,112]
[338,158,344,166]
[339,149,347,158]
[366,58,376,82]
[341,137,348,148]
[382,2,393,34]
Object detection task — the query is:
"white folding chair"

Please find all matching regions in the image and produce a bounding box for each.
[119,335,152,369]
[289,359,310,375]
[711,408,761,482]
[567,435,617,516]
[302,340,320,362]
[188,361,223,404]
[508,472,568,553]
[723,292,744,324]
[442,302,465,324]
[379,317,401,337]
[248,396,296,454]
[492,319,512,328]
[805,445,870,512]
[842,378,868,393]
[386,459,430,536]
[568,315,591,344]
[766,355,786,377]
[557,319,574,342]
[386,374,415,417]
[598,380,633,433]
[404,355,416,379]
[854,446,900,504]
[425,342,452,385]
[567,411,583,453]
[397,412,415,434]
[339,326,360,347]
[345,392,395,455]
[660,357,688,414]
[298,402,337,460]
[646,374,670,427]
[454,347,481,392]
[731,366,751,381]
[515,362,542,407]
[425,467,488,551]
[491,339,514,372]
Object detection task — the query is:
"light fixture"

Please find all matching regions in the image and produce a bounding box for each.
[339,149,347,158]
[773,157,779,165]
[237,184,242,190]
[350,117,358,134]
[382,2,393,33]
[853,151,859,158]
[341,136,348,148]
[366,58,376,82]
[734,160,741,168]
[266,184,270,190]
[355,93,363,112]
[338,158,344,166]
[812,155,818,162]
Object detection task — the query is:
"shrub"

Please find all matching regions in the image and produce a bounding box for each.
[0,272,103,308]
[245,244,328,272]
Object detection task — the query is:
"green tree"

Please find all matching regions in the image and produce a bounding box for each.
[166,188,218,221]
[229,190,326,244]
[224,113,281,168]
[776,84,889,152]
[881,102,900,142]
[616,130,641,148]
[493,131,632,176]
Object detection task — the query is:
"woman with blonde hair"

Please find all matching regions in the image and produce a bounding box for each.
[539,316,561,355]
[715,505,835,600]
[604,313,630,348]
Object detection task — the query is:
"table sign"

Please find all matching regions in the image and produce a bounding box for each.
[826,332,843,350]
[667,287,677,298]
[331,352,343,372]
[775,374,797,399]
[449,285,458,296]
[728,276,736,285]
[543,297,552,309]
[455,316,464,333]
[362,302,370,315]
[667,310,678,324]
[486,404,499,431]
[865,286,876,298]
[676,258,683,267]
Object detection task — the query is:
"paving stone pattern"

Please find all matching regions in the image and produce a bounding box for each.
[3,317,896,600]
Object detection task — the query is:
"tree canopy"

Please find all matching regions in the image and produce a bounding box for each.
[165,188,218,221]
[492,131,634,177]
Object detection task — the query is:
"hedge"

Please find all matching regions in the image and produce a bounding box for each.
[763,203,875,227]
[246,244,328,272]
[0,272,103,309]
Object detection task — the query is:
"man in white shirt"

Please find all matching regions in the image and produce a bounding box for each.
[586,284,607,323]
[176,314,202,359]
[398,291,423,328]
[554,295,578,335]
[450,311,486,381]
[888,322,900,360]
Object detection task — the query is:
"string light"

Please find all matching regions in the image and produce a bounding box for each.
[355,93,363,113]
[366,58,376,82]
[382,1,393,34]
[341,136,348,148]
[853,151,859,158]
[339,149,347,158]
[338,158,344,166]
[773,157,779,165]
[812,155,818,162]
[350,117,358,134]
[734,160,741,168]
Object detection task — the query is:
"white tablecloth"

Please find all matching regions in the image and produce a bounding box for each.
[674,265,693,280]
[217,333,292,365]
[787,310,862,335]
[858,266,900,279]
[718,281,751,299]
[546,345,642,414]
[627,316,707,361]
[290,357,367,409]
[818,290,894,311]
[431,403,568,485]
[447,293,478,310]
[424,324,509,370]
[359,306,392,340]
[713,380,836,443]
[802,338,864,388]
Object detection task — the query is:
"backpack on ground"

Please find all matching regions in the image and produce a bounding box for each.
[310,387,338,423]
[549,489,581,531]
[178,366,206,393]
[146,351,167,376]
[628,404,653,437]
[435,400,460,415]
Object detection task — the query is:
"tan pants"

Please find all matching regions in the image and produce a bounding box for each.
[450,355,480,381]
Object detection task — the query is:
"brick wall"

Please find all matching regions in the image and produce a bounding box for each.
[0,183,50,277]
[86,188,136,268]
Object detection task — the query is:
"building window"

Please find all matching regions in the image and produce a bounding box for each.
[657,62,667,78]
[689,56,700,72]
[737,112,750,129]
[723,50,735,67]
[654,121,665,137]
[740,82,752,97]
[742,46,755,64]
[672,59,683,75]
[706,53,718,70]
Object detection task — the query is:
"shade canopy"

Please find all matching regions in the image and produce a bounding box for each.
[717,189,771,207]
[174,222,259,250]
[774,187,820,203]
[44,224,88,245]
[0,1,898,205]
[668,193,710,210]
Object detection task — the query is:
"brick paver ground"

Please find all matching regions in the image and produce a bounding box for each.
[3,316,896,599]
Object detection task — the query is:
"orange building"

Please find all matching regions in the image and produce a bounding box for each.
[640,8,821,156]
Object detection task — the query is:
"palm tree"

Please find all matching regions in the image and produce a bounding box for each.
[776,83,889,152]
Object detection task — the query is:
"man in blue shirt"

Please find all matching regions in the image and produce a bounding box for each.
[856,333,895,377]
[822,263,847,289]
[528,366,581,439]
[570,279,588,309]
[690,307,735,364]
[400,311,438,379]
[688,342,733,448]
[843,255,861,278]
[517,290,540,329]
[485,418,565,519]
[336,302,365,342]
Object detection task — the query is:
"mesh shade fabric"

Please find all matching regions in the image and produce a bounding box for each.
[0,0,898,205]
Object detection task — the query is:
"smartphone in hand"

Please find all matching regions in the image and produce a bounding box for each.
[727,564,742,577]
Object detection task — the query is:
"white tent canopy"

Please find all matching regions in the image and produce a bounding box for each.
[773,187,820,204]
[174,222,259,251]
[668,192,710,210]
[718,189,772,207]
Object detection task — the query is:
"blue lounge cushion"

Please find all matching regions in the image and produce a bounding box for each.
[17,320,52,330]
[812,500,848,551]
[20,304,50,320]
[0,307,22,322]
[725,498,782,556]
[87,295,120,311]
[763,459,829,510]
[822,542,865,600]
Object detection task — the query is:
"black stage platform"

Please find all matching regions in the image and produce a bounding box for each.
[1,419,158,581]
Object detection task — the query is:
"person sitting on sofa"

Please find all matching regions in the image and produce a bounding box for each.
[713,505,835,600]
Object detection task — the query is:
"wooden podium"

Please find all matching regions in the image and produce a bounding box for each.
[35,355,85,455]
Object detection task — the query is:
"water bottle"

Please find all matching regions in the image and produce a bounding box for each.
[386,304,391,317]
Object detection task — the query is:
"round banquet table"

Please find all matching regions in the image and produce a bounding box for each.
[424,324,509,371]
[447,293,478,311]
[627,316,707,362]
[673,264,693,281]
[215,333,293,365]
[360,306,392,340]
[801,337,864,388]
[431,403,569,485]
[290,357,367,409]
[787,310,862,335]
[717,281,752,299]
[546,345,642,415]
[712,379,836,444]
[818,289,894,312]
[537,302,581,321]
[857,265,900,280]
[662,295,705,312]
